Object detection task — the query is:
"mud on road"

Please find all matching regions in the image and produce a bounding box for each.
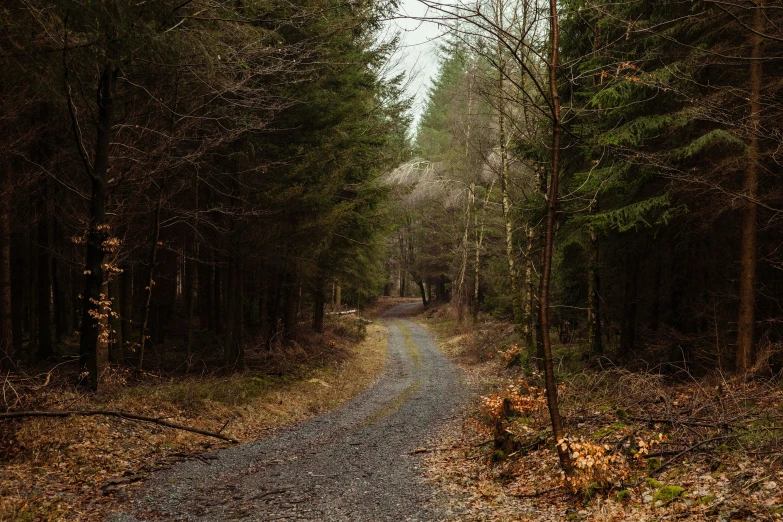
[110,302,465,521]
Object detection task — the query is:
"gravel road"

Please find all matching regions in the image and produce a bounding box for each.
[110,302,464,521]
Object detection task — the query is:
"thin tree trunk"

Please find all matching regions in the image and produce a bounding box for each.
[79,63,116,391]
[523,224,536,357]
[186,176,199,360]
[540,0,571,474]
[619,253,639,357]
[736,0,764,372]
[314,278,326,333]
[0,168,12,369]
[52,245,64,343]
[283,273,297,340]
[28,226,37,365]
[225,251,244,368]
[417,280,428,307]
[213,265,222,335]
[496,39,520,325]
[138,189,163,370]
[473,215,483,322]
[120,268,132,361]
[456,186,473,323]
[51,209,66,343]
[535,166,547,365]
[260,270,269,339]
[587,203,602,356]
[10,232,24,358]
[37,197,53,359]
[650,250,661,332]
[108,275,122,364]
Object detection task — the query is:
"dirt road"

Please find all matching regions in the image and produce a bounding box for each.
[110,302,464,521]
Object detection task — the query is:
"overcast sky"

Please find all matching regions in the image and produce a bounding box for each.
[381,0,449,132]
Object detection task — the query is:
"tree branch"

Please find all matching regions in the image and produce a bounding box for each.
[0,410,239,443]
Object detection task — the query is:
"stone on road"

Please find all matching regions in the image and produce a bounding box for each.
[110,302,464,521]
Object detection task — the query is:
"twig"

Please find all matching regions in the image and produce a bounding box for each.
[628,415,731,429]
[651,433,739,476]
[217,418,231,434]
[0,410,238,442]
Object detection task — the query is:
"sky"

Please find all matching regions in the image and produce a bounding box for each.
[381,0,449,131]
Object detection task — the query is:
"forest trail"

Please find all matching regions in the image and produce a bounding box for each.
[110,302,464,521]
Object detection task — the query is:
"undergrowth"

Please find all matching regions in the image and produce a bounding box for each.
[420,304,783,521]
[0,314,387,521]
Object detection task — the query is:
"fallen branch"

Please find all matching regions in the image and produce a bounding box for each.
[0,410,238,443]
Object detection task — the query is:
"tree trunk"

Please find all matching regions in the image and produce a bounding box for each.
[10,232,23,359]
[650,250,661,332]
[198,263,212,330]
[522,225,536,358]
[417,280,427,307]
[335,282,341,309]
[497,43,520,326]
[540,0,571,474]
[283,273,297,340]
[260,270,269,340]
[37,198,53,359]
[619,253,639,358]
[474,202,484,322]
[52,213,67,343]
[587,204,602,356]
[52,246,65,343]
[736,0,764,372]
[225,252,244,369]
[456,186,473,323]
[28,226,37,364]
[186,176,199,359]
[213,265,222,335]
[79,63,116,391]
[138,189,163,370]
[0,168,12,370]
[108,274,122,364]
[120,268,132,361]
[313,278,326,333]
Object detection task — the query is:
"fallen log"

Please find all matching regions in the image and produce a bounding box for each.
[0,409,238,442]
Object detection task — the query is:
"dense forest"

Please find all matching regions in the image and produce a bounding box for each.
[395,0,783,375]
[2,0,783,519]
[0,0,410,390]
[388,0,783,477]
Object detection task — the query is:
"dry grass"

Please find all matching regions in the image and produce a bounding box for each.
[0,319,388,522]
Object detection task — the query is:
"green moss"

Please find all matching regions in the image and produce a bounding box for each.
[490,450,507,462]
[653,485,684,502]
[584,483,599,502]
[646,457,661,471]
[615,408,629,420]
[595,422,626,438]
[695,495,714,506]
[645,478,663,489]
[617,489,631,501]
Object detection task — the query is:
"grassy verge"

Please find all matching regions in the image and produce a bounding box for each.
[418,305,783,521]
[0,318,388,522]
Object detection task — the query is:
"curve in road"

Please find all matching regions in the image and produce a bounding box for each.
[111,301,464,522]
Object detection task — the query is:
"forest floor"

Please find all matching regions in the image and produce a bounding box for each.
[419,306,783,521]
[0,299,408,521]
